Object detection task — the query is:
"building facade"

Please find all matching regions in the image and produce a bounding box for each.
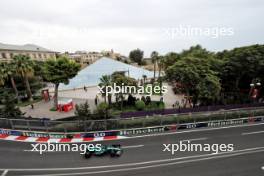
[0,43,57,62]
[67,51,103,65]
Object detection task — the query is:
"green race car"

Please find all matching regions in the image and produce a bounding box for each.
[84,144,123,158]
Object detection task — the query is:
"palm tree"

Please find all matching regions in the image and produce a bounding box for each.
[13,55,34,102]
[0,62,7,86]
[151,51,159,82]
[0,63,19,101]
[157,56,165,80]
[157,56,165,96]
[99,75,112,104]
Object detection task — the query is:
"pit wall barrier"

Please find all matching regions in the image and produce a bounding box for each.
[0,116,263,140]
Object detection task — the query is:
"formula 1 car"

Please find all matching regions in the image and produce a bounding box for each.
[84,145,123,158]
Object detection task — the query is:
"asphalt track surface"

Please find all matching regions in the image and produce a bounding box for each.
[0,123,263,176]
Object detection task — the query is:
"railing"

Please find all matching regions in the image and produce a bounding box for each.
[1,106,264,132]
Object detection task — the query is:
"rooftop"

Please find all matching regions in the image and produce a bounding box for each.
[0,43,55,52]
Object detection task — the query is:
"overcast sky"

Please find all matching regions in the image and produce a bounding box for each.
[0,0,263,56]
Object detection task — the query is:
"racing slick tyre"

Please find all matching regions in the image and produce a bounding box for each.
[115,150,122,157]
[110,150,122,157]
[84,152,92,159]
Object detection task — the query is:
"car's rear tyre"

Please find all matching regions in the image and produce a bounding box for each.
[84,152,92,159]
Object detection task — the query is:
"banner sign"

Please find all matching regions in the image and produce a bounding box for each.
[22,131,66,138]
[120,126,165,136]
[0,129,11,135]
[81,131,120,138]
[207,119,244,127]
[0,129,23,136]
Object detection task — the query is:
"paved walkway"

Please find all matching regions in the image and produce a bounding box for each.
[20,83,183,120]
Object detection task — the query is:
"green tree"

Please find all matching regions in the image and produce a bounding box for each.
[151,51,159,81]
[98,75,112,104]
[13,55,34,101]
[96,102,109,120]
[0,63,7,86]
[0,93,23,119]
[6,63,19,100]
[157,56,165,80]
[163,52,181,69]
[75,101,91,120]
[218,44,264,103]
[111,72,137,110]
[43,57,81,108]
[166,57,220,106]
[129,48,144,65]
[135,100,145,111]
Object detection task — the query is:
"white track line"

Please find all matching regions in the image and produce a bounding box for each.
[122,145,144,149]
[181,137,208,142]
[22,148,264,176]
[1,170,8,176]
[242,130,264,135]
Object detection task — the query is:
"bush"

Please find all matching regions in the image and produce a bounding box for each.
[158,102,165,109]
[75,101,91,120]
[127,94,136,106]
[141,96,146,103]
[135,100,145,111]
[96,102,110,119]
[146,96,151,105]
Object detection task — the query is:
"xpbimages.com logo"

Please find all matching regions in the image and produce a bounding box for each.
[28,143,101,154]
[163,141,234,154]
[97,83,168,96]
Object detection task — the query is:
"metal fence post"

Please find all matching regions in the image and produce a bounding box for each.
[45,120,49,132]
[10,119,14,130]
[84,120,87,132]
[64,124,67,133]
[27,120,31,131]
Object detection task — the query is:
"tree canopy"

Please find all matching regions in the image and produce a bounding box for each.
[164,44,264,105]
[129,48,144,65]
[43,56,81,108]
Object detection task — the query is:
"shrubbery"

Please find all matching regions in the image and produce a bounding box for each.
[135,100,146,111]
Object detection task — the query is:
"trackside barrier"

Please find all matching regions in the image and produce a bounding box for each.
[0,116,263,139]
[120,103,264,118]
